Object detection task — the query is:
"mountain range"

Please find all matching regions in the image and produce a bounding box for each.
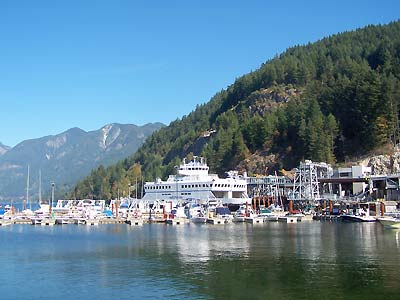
[0,123,164,199]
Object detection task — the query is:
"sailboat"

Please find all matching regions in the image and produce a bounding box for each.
[22,165,35,219]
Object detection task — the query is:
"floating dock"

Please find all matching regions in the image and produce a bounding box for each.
[126,218,143,226]
[165,218,188,225]
[86,219,99,226]
[278,216,299,223]
[206,217,227,225]
[245,217,264,224]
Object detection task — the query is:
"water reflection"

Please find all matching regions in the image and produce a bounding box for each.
[1,223,400,300]
[395,229,400,247]
[172,224,251,263]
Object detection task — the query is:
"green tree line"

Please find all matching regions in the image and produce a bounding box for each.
[71,21,400,200]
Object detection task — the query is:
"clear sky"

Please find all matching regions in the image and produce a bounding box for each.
[0,0,399,147]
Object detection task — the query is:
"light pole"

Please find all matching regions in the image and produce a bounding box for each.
[51,182,55,214]
[128,183,131,198]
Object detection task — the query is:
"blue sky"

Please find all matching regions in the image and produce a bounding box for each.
[0,0,399,147]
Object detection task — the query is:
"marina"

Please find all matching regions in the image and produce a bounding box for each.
[1,157,400,227]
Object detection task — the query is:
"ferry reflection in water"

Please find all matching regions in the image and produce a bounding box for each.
[171,224,251,263]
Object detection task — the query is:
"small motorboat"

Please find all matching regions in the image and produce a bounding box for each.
[340,214,376,222]
[378,216,400,228]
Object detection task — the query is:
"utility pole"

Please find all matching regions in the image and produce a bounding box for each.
[50,182,55,214]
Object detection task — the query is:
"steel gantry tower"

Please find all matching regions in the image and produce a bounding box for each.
[289,160,333,202]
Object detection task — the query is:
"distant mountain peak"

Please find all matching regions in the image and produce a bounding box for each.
[0,142,10,156]
[66,127,87,135]
[0,122,164,198]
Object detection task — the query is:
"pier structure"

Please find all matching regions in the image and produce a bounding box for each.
[289,160,333,202]
[246,174,289,208]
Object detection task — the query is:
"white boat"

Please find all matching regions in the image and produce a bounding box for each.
[0,219,12,226]
[232,205,254,223]
[188,204,207,223]
[378,216,400,228]
[340,214,376,222]
[142,157,251,208]
[341,203,377,222]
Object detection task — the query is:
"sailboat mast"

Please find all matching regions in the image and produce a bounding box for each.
[26,165,30,210]
[39,170,42,204]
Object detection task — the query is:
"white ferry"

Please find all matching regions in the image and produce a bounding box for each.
[143,157,251,209]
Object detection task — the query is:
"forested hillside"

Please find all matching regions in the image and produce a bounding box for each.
[72,21,400,200]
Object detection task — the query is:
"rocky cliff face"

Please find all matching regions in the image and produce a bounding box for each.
[242,85,302,117]
[237,151,281,175]
[359,146,400,175]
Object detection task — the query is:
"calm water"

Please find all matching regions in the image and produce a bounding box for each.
[0,222,399,300]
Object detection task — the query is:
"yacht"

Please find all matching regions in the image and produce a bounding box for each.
[142,157,251,209]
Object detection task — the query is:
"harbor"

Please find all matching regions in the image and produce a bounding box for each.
[1,158,399,228]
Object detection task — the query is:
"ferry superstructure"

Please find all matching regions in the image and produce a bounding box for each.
[142,157,251,207]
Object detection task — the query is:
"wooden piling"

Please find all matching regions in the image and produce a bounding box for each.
[380,202,385,216]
